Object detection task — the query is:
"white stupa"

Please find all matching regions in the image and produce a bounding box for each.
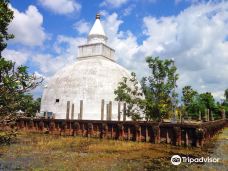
[40,14,133,120]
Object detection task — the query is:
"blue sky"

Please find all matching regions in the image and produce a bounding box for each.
[3,0,228,101]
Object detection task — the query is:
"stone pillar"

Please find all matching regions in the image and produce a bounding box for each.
[207,109,210,121]
[117,124,124,140]
[157,127,160,144]
[121,125,125,140]
[66,101,70,120]
[109,101,112,121]
[118,102,121,121]
[44,112,47,119]
[100,123,108,139]
[211,112,214,121]
[138,126,142,142]
[71,104,74,120]
[198,111,202,121]
[153,126,160,144]
[123,103,126,121]
[56,122,60,131]
[222,109,226,120]
[203,109,207,122]
[127,127,131,140]
[82,124,85,136]
[28,120,34,130]
[134,125,140,142]
[101,99,105,120]
[178,128,182,146]
[111,126,114,139]
[166,131,171,144]
[49,121,55,134]
[60,121,67,136]
[145,127,149,142]
[87,123,93,138]
[185,131,189,146]
[106,104,109,120]
[173,127,181,146]
[39,120,44,131]
[72,122,80,136]
[195,128,204,147]
[35,122,38,131]
[80,100,83,120]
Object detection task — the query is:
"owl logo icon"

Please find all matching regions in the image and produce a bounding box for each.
[171,155,181,165]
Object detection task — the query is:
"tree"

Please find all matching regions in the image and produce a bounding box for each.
[181,86,198,115]
[0,59,42,117]
[0,0,43,144]
[115,56,178,121]
[141,57,178,120]
[18,95,41,117]
[225,89,228,101]
[0,0,42,122]
[114,72,144,121]
[0,0,14,58]
[185,92,219,120]
[223,88,228,106]
[0,0,14,86]
[198,92,215,111]
[186,94,205,119]
[182,86,197,107]
[224,89,228,118]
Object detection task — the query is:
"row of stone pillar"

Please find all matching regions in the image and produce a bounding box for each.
[186,109,226,122]
[18,119,208,147]
[65,100,127,121]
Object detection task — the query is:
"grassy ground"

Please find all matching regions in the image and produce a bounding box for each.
[0,129,227,171]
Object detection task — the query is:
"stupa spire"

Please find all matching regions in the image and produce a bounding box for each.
[88,13,107,44]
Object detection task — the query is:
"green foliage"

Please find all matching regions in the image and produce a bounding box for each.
[115,57,178,121]
[182,90,223,120]
[198,92,215,110]
[0,0,14,55]
[0,58,42,115]
[18,95,41,117]
[222,88,228,107]
[114,72,144,121]
[182,86,198,111]
[0,0,42,116]
[141,57,178,120]
[222,88,228,118]
[224,88,228,101]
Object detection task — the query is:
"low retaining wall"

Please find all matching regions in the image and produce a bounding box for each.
[16,118,227,147]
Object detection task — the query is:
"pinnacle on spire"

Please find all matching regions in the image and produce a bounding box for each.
[96,13,100,19]
[87,13,107,44]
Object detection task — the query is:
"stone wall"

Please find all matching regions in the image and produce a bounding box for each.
[17,118,227,147]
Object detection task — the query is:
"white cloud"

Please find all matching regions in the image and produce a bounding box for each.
[39,0,81,15]
[99,2,228,100]
[101,13,146,77]
[33,35,86,76]
[100,0,128,8]
[2,49,30,65]
[8,5,46,46]
[175,0,205,5]
[123,4,135,16]
[7,1,228,101]
[73,20,91,35]
[140,2,228,99]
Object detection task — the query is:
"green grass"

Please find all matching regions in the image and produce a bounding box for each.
[0,129,227,171]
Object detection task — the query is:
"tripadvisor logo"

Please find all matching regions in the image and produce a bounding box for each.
[171,155,220,165]
[171,155,182,165]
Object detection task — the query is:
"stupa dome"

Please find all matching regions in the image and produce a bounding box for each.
[40,14,133,120]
